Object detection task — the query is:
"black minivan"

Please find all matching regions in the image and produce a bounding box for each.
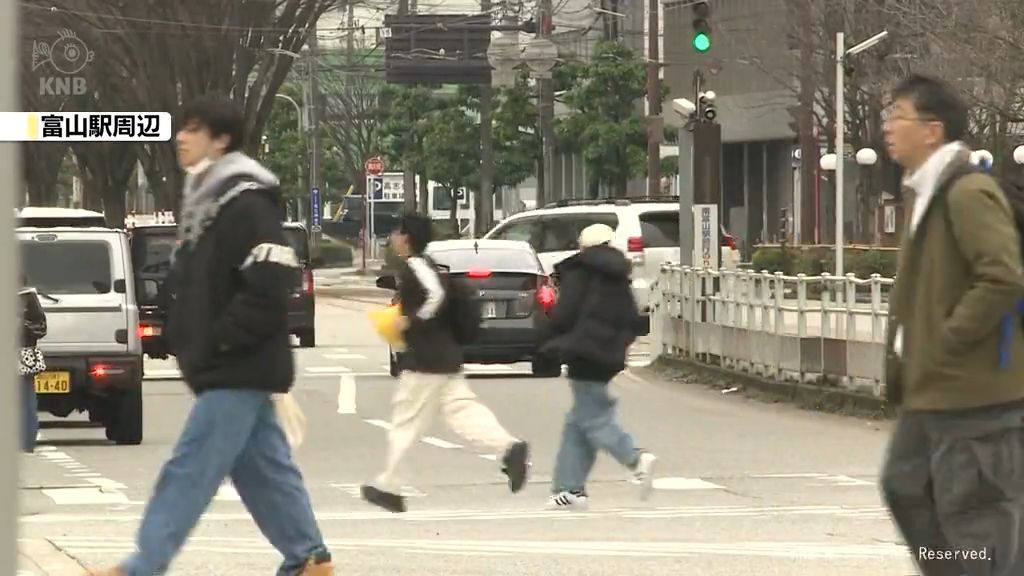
[129,221,317,357]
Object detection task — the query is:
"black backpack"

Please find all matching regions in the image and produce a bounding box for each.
[444,273,483,345]
[423,255,481,346]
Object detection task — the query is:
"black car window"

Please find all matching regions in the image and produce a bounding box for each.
[132,231,177,275]
[538,213,619,252]
[21,240,113,294]
[488,217,540,249]
[639,211,680,248]
[283,227,310,262]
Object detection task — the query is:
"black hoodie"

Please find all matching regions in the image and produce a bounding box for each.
[541,244,640,382]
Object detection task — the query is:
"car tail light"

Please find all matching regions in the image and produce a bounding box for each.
[88,359,136,386]
[466,269,492,279]
[302,269,314,294]
[138,323,161,339]
[627,237,645,252]
[537,285,556,312]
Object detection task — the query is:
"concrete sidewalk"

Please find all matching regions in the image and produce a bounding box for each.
[19,538,88,575]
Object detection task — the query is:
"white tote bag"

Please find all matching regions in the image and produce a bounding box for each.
[272,393,307,449]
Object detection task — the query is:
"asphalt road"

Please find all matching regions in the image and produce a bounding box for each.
[18,295,919,575]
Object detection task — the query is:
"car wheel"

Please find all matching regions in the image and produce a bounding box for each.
[531,356,562,378]
[299,330,316,348]
[105,388,143,445]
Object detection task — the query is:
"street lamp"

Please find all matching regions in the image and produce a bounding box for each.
[1014,145,1024,165]
[970,149,994,170]
[522,36,558,78]
[487,31,521,88]
[523,36,559,208]
[834,29,888,277]
[855,147,878,167]
[274,93,304,132]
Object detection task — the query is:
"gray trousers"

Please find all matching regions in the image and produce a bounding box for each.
[881,400,1024,576]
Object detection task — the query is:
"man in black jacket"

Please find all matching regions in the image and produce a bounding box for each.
[93,97,333,576]
[541,223,657,510]
[360,214,530,513]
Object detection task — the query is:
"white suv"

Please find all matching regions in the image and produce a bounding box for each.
[482,199,741,323]
[18,224,145,445]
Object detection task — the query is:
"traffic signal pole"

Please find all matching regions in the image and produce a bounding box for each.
[646,0,662,197]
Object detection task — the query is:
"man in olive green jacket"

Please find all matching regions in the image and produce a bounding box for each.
[881,74,1024,576]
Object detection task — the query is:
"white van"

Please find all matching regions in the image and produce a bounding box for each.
[18,225,145,445]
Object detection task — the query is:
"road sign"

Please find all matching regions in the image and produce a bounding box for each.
[368,176,384,200]
[311,224,322,233]
[365,156,384,176]
[310,187,322,229]
[693,204,719,270]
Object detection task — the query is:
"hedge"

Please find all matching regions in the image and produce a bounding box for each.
[315,241,354,268]
[749,244,898,279]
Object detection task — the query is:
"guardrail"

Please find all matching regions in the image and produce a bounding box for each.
[650,264,895,398]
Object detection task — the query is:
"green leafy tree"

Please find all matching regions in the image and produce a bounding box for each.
[422,104,480,224]
[492,73,541,191]
[374,85,444,194]
[557,41,648,197]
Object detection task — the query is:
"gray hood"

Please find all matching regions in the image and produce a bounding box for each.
[178,151,279,246]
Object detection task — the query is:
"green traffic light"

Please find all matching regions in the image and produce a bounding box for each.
[693,32,711,52]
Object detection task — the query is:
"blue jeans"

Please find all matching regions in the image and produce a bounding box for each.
[121,389,327,576]
[21,375,38,453]
[551,379,637,494]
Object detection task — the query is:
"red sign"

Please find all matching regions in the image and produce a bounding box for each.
[365,156,384,176]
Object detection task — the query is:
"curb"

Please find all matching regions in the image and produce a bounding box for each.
[19,538,88,574]
[648,355,894,420]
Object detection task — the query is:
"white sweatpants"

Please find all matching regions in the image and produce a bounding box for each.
[374,370,519,492]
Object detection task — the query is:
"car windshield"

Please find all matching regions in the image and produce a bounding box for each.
[639,211,680,248]
[428,247,541,274]
[283,227,310,262]
[21,240,113,294]
[133,231,177,275]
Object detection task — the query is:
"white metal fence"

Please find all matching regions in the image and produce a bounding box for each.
[650,264,896,398]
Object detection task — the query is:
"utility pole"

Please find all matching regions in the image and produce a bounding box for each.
[536,0,555,208]
[0,0,17,567]
[645,0,661,197]
[346,2,355,65]
[230,0,243,104]
[308,27,322,251]
[477,0,495,236]
[397,0,418,214]
[796,0,816,245]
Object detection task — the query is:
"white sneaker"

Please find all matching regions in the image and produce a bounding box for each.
[631,451,657,500]
[547,491,589,511]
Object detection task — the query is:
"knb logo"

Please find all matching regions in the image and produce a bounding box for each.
[32,29,94,96]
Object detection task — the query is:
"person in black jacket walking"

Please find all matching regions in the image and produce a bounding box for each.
[92,97,333,576]
[18,274,47,453]
[541,223,657,510]
[361,214,530,514]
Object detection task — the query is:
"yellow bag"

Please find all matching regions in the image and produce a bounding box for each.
[369,304,405,349]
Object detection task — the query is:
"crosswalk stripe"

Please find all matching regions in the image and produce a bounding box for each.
[23,504,892,523]
[45,535,911,560]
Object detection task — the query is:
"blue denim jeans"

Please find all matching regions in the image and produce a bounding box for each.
[21,375,38,453]
[551,379,637,494]
[120,389,327,576]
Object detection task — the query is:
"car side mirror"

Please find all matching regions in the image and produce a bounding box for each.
[141,279,160,302]
[375,275,398,291]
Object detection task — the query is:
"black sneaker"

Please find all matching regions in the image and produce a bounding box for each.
[360,484,406,513]
[501,441,530,493]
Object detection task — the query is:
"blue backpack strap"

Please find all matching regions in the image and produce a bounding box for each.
[998,299,1024,369]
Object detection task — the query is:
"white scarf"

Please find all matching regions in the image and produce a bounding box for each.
[903,141,968,238]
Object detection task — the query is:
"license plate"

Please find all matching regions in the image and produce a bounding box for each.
[34,371,71,394]
[481,301,497,319]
